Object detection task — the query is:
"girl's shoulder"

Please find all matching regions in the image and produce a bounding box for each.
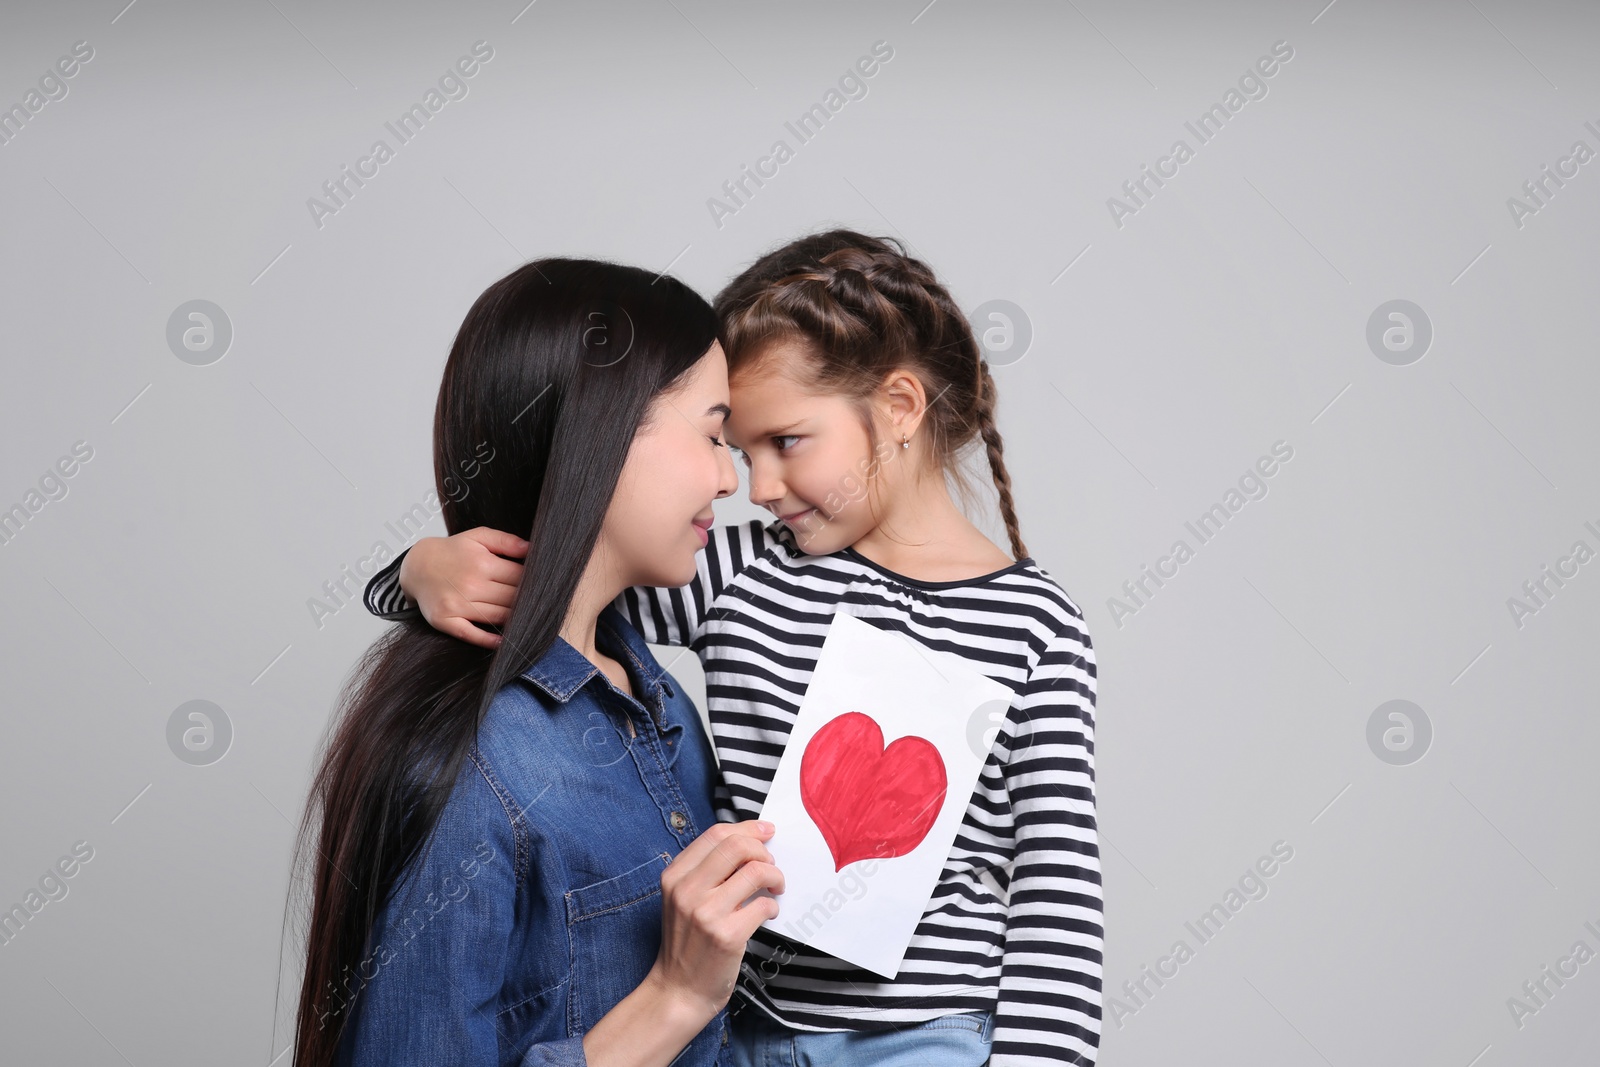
[1009,558,1090,628]
[1004,559,1095,666]
[706,520,1091,657]
[701,518,802,592]
[709,517,799,558]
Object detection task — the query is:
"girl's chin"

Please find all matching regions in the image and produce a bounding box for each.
[789,524,840,554]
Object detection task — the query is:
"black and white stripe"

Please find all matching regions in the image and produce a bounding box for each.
[363,520,1102,1066]
[625,521,1101,1066]
[365,555,413,618]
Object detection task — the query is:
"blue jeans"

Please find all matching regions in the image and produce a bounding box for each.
[727,1003,993,1067]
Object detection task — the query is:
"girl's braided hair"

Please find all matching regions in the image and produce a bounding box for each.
[713,229,1028,560]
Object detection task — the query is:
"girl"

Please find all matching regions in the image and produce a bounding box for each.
[291,258,784,1067]
[366,231,1102,1066]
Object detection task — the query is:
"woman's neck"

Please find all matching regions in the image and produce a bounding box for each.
[559,551,622,665]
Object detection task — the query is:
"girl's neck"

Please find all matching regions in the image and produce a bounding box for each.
[847,471,1015,582]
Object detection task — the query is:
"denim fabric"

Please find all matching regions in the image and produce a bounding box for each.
[726,1001,993,1067]
[334,602,731,1066]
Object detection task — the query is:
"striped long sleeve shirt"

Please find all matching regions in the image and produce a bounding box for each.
[364,519,1103,1066]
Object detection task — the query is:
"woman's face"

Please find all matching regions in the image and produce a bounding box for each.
[603,341,739,588]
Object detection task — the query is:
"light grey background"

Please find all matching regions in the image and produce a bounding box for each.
[2,1,1596,1064]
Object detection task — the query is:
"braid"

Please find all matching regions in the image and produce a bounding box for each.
[976,359,1028,561]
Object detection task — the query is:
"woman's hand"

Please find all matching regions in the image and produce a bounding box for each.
[397,527,528,649]
[649,820,785,1019]
[581,821,783,1067]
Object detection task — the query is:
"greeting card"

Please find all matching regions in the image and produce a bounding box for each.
[754,610,1015,977]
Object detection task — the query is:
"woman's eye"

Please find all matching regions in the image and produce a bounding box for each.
[773,435,800,452]
[708,435,726,448]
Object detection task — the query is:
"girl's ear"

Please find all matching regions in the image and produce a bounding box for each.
[878,367,929,438]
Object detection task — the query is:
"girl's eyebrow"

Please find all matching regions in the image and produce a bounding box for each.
[754,419,803,437]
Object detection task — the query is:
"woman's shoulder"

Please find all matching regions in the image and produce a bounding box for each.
[476,667,573,754]
[471,620,656,768]
[466,671,569,779]
[401,728,524,870]
[448,686,567,852]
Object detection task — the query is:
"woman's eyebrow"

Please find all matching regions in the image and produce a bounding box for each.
[706,403,732,419]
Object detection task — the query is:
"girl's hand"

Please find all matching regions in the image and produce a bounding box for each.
[649,820,784,1020]
[397,527,528,649]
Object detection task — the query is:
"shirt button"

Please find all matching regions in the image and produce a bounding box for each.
[669,811,687,830]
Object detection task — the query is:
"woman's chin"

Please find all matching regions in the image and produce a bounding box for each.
[663,548,700,587]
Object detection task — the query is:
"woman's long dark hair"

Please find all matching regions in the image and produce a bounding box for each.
[288,259,719,1065]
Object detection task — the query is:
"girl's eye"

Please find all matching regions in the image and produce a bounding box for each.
[773,435,800,452]
[729,444,749,464]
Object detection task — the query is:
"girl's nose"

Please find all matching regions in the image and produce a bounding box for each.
[747,462,784,510]
[714,442,739,499]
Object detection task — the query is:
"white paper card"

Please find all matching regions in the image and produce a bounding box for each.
[754,610,1016,978]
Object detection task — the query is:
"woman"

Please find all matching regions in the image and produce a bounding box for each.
[290,258,784,1066]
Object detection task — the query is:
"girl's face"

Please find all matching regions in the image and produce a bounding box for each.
[604,342,739,587]
[724,344,905,556]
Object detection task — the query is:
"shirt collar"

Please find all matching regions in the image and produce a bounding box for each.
[516,602,677,704]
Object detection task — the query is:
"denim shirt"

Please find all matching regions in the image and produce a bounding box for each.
[335,603,731,1066]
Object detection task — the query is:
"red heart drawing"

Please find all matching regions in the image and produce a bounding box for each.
[800,711,948,872]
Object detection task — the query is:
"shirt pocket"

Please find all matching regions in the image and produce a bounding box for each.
[564,850,672,1035]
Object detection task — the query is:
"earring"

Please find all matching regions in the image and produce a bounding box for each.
[901,434,910,449]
